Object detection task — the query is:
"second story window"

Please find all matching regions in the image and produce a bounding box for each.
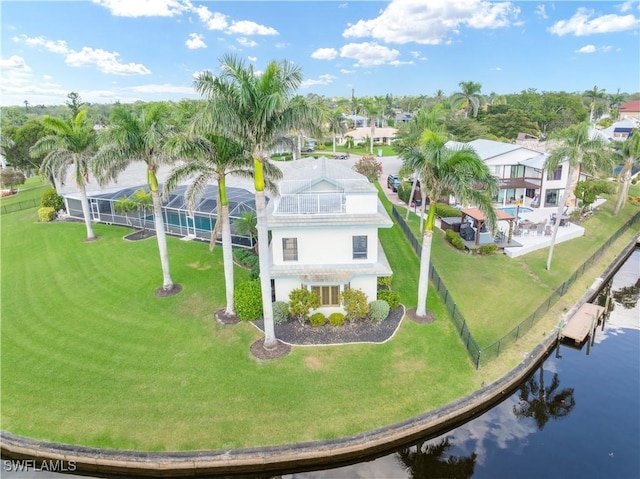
[353,235,367,260]
[283,238,298,261]
[547,166,562,181]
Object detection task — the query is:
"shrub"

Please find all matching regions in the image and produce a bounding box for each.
[272,301,290,325]
[340,288,369,321]
[0,168,26,192]
[369,300,390,323]
[377,275,393,289]
[309,312,326,327]
[352,156,382,183]
[234,280,263,321]
[397,182,412,204]
[446,229,466,250]
[40,189,65,212]
[434,203,462,218]
[377,289,401,309]
[37,207,57,222]
[477,243,498,256]
[328,312,346,326]
[288,288,320,324]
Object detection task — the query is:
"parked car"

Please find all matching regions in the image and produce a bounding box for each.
[387,174,400,192]
[336,153,349,160]
[302,147,314,153]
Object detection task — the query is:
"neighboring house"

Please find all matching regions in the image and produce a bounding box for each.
[268,157,393,315]
[448,139,585,208]
[599,119,638,141]
[618,100,640,120]
[343,114,368,128]
[394,111,413,124]
[340,127,398,147]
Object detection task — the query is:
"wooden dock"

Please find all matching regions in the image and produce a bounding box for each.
[560,303,606,344]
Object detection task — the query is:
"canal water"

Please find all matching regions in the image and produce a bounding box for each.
[3,250,639,479]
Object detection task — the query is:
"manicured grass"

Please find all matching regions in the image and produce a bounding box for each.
[0,176,50,207]
[1,207,477,451]
[397,196,640,347]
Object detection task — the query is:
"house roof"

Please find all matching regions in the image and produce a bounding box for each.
[345,127,398,140]
[447,138,548,170]
[600,119,638,139]
[619,100,640,113]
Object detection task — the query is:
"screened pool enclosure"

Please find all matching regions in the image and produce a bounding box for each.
[64,184,257,248]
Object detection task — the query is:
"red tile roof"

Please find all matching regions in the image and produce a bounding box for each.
[619,100,640,112]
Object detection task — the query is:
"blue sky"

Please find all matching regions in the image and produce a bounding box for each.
[1,0,639,107]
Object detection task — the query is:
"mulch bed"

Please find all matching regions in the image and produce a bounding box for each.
[251,305,406,346]
[250,338,292,360]
[154,284,183,298]
[214,309,241,325]
[405,307,436,324]
[124,229,156,241]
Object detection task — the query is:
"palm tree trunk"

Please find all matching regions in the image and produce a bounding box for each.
[332,136,336,153]
[613,162,632,216]
[405,172,418,221]
[151,190,174,290]
[254,159,277,348]
[546,165,573,271]
[370,124,375,156]
[418,192,427,233]
[218,178,235,315]
[79,184,95,240]
[416,228,433,317]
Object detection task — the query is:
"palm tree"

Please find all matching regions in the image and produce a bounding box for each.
[544,123,613,270]
[234,211,259,253]
[403,130,498,318]
[513,366,575,430]
[30,110,97,241]
[395,106,446,221]
[361,96,385,155]
[326,106,348,153]
[94,103,178,293]
[164,132,281,317]
[452,81,483,118]
[613,130,640,216]
[193,53,322,349]
[583,85,606,124]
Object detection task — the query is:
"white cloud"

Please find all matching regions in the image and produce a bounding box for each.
[227,20,278,36]
[548,7,640,36]
[248,56,257,62]
[186,33,206,49]
[0,55,33,87]
[92,0,187,17]
[343,0,520,45]
[617,1,637,13]
[15,34,151,75]
[237,37,258,48]
[339,42,401,67]
[535,4,548,19]
[311,48,338,60]
[576,44,614,53]
[193,6,228,31]
[301,74,337,88]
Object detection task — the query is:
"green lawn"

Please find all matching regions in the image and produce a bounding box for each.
[1,185,637,451]
[0,176,51,212]
[1,207,476,451]
[396,195,640,347]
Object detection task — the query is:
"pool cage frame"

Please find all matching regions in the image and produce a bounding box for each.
[63,184,257,249]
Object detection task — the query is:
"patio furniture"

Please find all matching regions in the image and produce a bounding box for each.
[514,224,522,236]
[545,224,552,236]
[536,222,545,236]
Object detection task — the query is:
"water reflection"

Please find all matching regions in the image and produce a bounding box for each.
[512,367,575,431]
[396,437,477,478]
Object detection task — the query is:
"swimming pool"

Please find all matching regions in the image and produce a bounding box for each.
[499,206,533,216]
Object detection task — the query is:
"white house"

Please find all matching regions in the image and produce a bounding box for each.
[340,126,398,147]
[267,157,393,315]
[448,139,585,208]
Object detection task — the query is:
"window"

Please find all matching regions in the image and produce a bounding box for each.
[282,238,298,261]
[509,165,525,178]
[353,235,367,260]
[312,285,340,306]
[547,166,562,181]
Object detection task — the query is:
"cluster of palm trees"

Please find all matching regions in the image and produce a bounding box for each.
[28,53,639,349]
[30,54,327,351]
